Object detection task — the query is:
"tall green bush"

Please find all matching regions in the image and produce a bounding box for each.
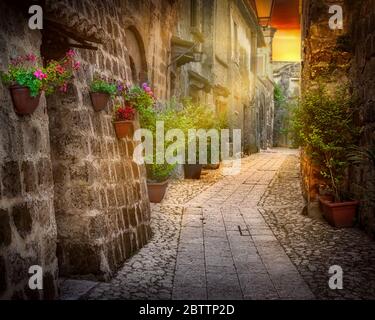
[292,83,360,201]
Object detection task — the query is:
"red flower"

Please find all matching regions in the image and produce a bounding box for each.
[116,105,135,121]
[55,65,65,75]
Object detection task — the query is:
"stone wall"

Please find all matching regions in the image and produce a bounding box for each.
[43,0,173,281]
[0,3,58,299]
[302,0,375,236]
[301,0,351,88]
[1,0,179,298]
[347,0,375,236]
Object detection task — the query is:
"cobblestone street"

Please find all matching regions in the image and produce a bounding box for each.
[60,149,375,300]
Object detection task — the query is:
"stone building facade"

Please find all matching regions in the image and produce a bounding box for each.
[0,0,179,299]
[273,61,301,147]
[301,0,375,235]
[255,26,276,151]
[170,0,275,154]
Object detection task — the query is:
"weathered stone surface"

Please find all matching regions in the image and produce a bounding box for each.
[58,243,102,277]
[21,161,37,193]
[347,0,375,236]
[0,3,59,299]
[1,161,21,198]
[0,209,11,246]
[12,203,32,239]
[302,0,375,236]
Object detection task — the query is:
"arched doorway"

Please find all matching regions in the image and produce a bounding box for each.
[125,27,148,85]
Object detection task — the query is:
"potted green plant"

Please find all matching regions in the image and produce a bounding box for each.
[89,75,117,111]
[178,101,221,179]
[115,81,158,139]
[124,84,155,125]
[146,162,176,203]
[204,111,228,170]
[0,50,79,115]
[293,83,360,227]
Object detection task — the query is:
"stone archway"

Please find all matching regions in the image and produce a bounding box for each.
[125,26,148,85]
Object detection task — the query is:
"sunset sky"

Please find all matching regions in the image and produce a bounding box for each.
[267,0,301,61]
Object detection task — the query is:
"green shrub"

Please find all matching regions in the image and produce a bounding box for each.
[146,162,176,183]
[178,100,227,164]
[292,83,360,201]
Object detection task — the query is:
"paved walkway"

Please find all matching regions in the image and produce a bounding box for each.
[172,150,314,300]
[61,148,375,300]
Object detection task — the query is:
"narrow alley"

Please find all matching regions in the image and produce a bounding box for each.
[1,0,375,304]
[60,149,375,300]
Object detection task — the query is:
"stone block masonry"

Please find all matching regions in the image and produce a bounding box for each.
[47,88,152,280]
[1,0,178,298]
[302,0,375,237]
[348,0,375,237]
[0,3,58,299]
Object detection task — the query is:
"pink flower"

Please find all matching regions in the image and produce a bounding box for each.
[60,83,68,93]
[34,69,47,80]
[73,61,81,70]
[66,49,76,58]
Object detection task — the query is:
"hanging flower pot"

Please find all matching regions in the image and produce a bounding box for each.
[1,51,80,116]
[113,104,136,139]
[89,76,117,112]
[113,120,135,139]
[9,85,41,115]
[147,180,169,203]
[90,92,110,111]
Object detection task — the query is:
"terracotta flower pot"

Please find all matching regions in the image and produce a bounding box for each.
[320,198,359,228]
[147,180,169,203]
[9,85,41,115]
[113,121,134,139]
[184,164,203,179]
[90,92,110,111]
[318,194,334,211]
